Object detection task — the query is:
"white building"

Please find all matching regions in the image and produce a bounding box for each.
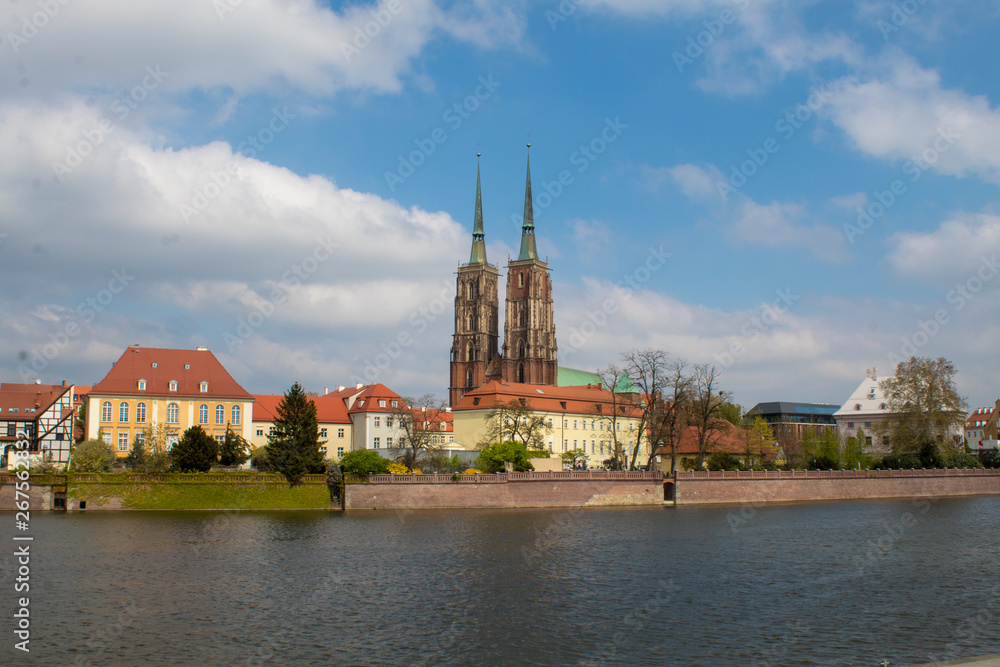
[833,368,891,454]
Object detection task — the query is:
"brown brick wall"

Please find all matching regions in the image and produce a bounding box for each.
[346,478,663,510]
[675,473,1000,505]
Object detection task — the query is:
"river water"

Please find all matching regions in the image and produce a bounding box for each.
[3,497,1000,666]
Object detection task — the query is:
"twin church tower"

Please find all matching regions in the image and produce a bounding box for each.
[449,149,558,407]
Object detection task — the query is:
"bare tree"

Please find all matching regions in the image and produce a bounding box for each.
[478,398,552,451]
[595,364,631,470]
[620,349,667,470]
[389,394,449,470]
[689,363,732,467]
[645,357,693,471]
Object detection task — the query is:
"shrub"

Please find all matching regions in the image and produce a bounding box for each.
[339,449,390,475]
[123,436,147,471]
[387,462,411,474]
[807,454,840,470]
[980,450,1000,468]
[72,439,116,473]
[474,441,534,473]
[462,468,483,474]
[948,453,983,469]
[706,452,742,471]
[250,447,272,472]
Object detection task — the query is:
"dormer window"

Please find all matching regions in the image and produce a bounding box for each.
[854,403,861,410]
[379,400,386,408]
[138,379,146,391]
[199,382,208,393]
[185,364,191,370]
[151,362,157,368]
[169,380,178,392]
[391,400,398,408]
[879,403,886,410]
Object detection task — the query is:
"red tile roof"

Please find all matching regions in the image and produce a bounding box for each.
[967,407,994,429]
[91,346,251,400]
[453,380,643,417]
[655,420,770,457]
[0,383,72,422]
[346,383,404,414]
[251,393,350,424]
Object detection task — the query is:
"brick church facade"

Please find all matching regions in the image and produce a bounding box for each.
[449,150,558,407]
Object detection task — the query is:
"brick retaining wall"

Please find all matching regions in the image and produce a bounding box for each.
[672,468,1000,505]
[345,471,664,509]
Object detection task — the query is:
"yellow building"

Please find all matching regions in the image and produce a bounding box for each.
[85,346,254,456]
[250,391,353,460]
[451,380,649,468]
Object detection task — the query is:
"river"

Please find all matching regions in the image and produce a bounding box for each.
[3,497,1000,665]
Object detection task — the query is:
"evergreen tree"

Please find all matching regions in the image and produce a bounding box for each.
[219,423,251,467]
[123,434,147,471]
[265,382,326,485]
[170,425,219,472]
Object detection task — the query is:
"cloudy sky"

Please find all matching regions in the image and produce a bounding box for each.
[2,0,999,410]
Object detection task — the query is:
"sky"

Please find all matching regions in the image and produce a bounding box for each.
[2,0,999,411]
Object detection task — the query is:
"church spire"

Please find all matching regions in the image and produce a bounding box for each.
[469,153,487,265]
[517,144,538,261]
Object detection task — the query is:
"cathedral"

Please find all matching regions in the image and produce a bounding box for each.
[449,150,558,407]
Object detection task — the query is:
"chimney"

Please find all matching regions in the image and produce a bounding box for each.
[356,383,363,389]
[338,386,345,392]
[324,387,329,395]
[62,380,66,386]
[34,379,41,385]
[196,346,208,352]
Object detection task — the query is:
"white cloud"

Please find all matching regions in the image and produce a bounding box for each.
[887,213,1000,283]
[0,0,523,102]
[824,54,1000,183]
[730,199,849,262]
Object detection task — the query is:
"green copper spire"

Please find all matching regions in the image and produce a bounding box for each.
[517,145,538,261]
[469,154,487,265]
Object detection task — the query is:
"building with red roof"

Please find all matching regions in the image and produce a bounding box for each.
[0,381,76,469]
[452,379,647,468]
[250,390,352,460]
[85,345,253,456]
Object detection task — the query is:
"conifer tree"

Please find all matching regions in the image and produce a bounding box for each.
[265,382,326,485]
[219,423,251,467]
[124,434,147,471]
[170,425,219,472]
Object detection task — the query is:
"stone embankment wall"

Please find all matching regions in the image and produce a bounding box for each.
[671,468,1000,505]
[345,471,664,510]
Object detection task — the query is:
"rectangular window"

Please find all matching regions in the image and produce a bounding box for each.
[865,436,873,447]
[374,417,380,427]
[391,400,398,408]
[257,429,264,436]
[6,423,14,437]
[573,439,578,448]
[386,437,393,448]
[448,436,453,442]
[548,418,553,427]
[320,428,327,437]
[373,437,380,448]
[338,428,344,438]
[215,435,225,444]
[118,432,129,451]
[563,439,568,451]
[847,422,854,429]
[600,422,604,431]
[337,447,344,457]
[564,419,568,428]
[386,418,393,428]
[573,420,578,429]
[864,421,872,428]
[379,400,386,408]
[320,446,327,454]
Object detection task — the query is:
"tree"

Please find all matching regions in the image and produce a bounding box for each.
[878,356,968,455]
[72,439,116,472]
[265,382,326,485]
[620,349,667,470]
[644,357,693,472]
[740,416,776,469]
[339,449,390,475]
[219,423,251,467]
[595,364,632,470]
[123,434,147,471]
[689,363,732,467]
[389,394,449,470]
[803,428,841,470]
[719,403,744,426]
[561,448,589,469]
[478,398,552,450]
[474,441,535,473]
[170,426,219,472]
[140,422,172,473]
[74,404,87,444]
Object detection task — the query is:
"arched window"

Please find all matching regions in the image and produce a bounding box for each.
[467,282,473,299]
[520,309,527,327]
[518,340,526,359]
[215,405,225,425]
[467,344,474,362]
[118,401,129,423]
[199,404,209,425]
[101,401,112,422]
[231,405,241,426]
[466,368,474,388]
[517,363,525,383]
[136,402,146,424]
[166,403,179,424]
[518,272,524,288]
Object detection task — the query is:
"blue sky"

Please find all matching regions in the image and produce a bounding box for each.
[2,0,999,411]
